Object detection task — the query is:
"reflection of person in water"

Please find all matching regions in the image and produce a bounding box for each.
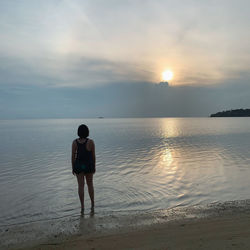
[71,124,96,213]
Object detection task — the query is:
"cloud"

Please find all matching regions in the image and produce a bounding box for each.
[1,0,250,88]
[0,54,154,87]
[0,0,250,119]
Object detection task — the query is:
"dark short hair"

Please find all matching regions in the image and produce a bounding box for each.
[77,124,89,138]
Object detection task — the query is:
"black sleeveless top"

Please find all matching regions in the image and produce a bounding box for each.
[73,139,95,174]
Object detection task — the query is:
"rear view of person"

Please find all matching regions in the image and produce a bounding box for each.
[71,124,96,213]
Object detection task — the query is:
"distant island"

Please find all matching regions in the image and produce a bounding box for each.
[210,109,250,117]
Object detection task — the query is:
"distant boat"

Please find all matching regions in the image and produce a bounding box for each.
[210,109,250,117]
[98,116,104,119]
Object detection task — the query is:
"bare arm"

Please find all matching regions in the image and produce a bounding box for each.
[90,140,96,173]
[71,140,77,175]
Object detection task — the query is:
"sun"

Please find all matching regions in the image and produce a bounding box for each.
[162,70,173,81]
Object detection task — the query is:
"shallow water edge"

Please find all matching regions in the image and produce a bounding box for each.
[1,118,250,227]
[1,199,250,249]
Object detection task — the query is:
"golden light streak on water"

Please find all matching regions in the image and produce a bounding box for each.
[163,148,173,167]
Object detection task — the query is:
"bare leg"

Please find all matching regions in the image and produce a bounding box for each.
[86,173,94,209]
[76,173,85,210]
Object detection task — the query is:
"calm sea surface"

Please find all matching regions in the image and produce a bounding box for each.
[0,118,250,226]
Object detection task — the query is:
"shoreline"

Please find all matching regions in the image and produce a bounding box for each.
[28,213,250,250]
[2,199,250,249]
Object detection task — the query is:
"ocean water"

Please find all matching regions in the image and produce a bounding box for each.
[0,118,250,227]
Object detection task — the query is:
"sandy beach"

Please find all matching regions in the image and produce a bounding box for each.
[20,213,250,250]
[7,200,248,250]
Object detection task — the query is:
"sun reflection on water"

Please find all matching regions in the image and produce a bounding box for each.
[157,118,180,176]
[163,148,173,166]
[160,118,182,138]
[155,145,178,179]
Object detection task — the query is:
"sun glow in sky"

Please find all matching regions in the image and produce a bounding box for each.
[162,70,174,82]
[1,1,249,88]
[1,1,250,118]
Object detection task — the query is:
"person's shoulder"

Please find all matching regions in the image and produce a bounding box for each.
[72,139,78,145]
[87,138,95,144]
[87,138,95,148]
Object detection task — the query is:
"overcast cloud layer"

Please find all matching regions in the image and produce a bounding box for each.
[0,0,250,118]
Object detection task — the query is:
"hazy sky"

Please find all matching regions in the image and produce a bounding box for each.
[1,0,250,118]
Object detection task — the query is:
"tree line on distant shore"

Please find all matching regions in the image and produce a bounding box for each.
[210,109,250,117]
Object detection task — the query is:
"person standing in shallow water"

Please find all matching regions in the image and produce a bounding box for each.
[71,124,96,213]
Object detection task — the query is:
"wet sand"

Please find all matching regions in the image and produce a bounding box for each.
[23,213,250,250]
[2,200,250,250]
[23,208,250,249]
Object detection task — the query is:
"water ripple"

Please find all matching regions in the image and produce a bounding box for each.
[1,118,250,226]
